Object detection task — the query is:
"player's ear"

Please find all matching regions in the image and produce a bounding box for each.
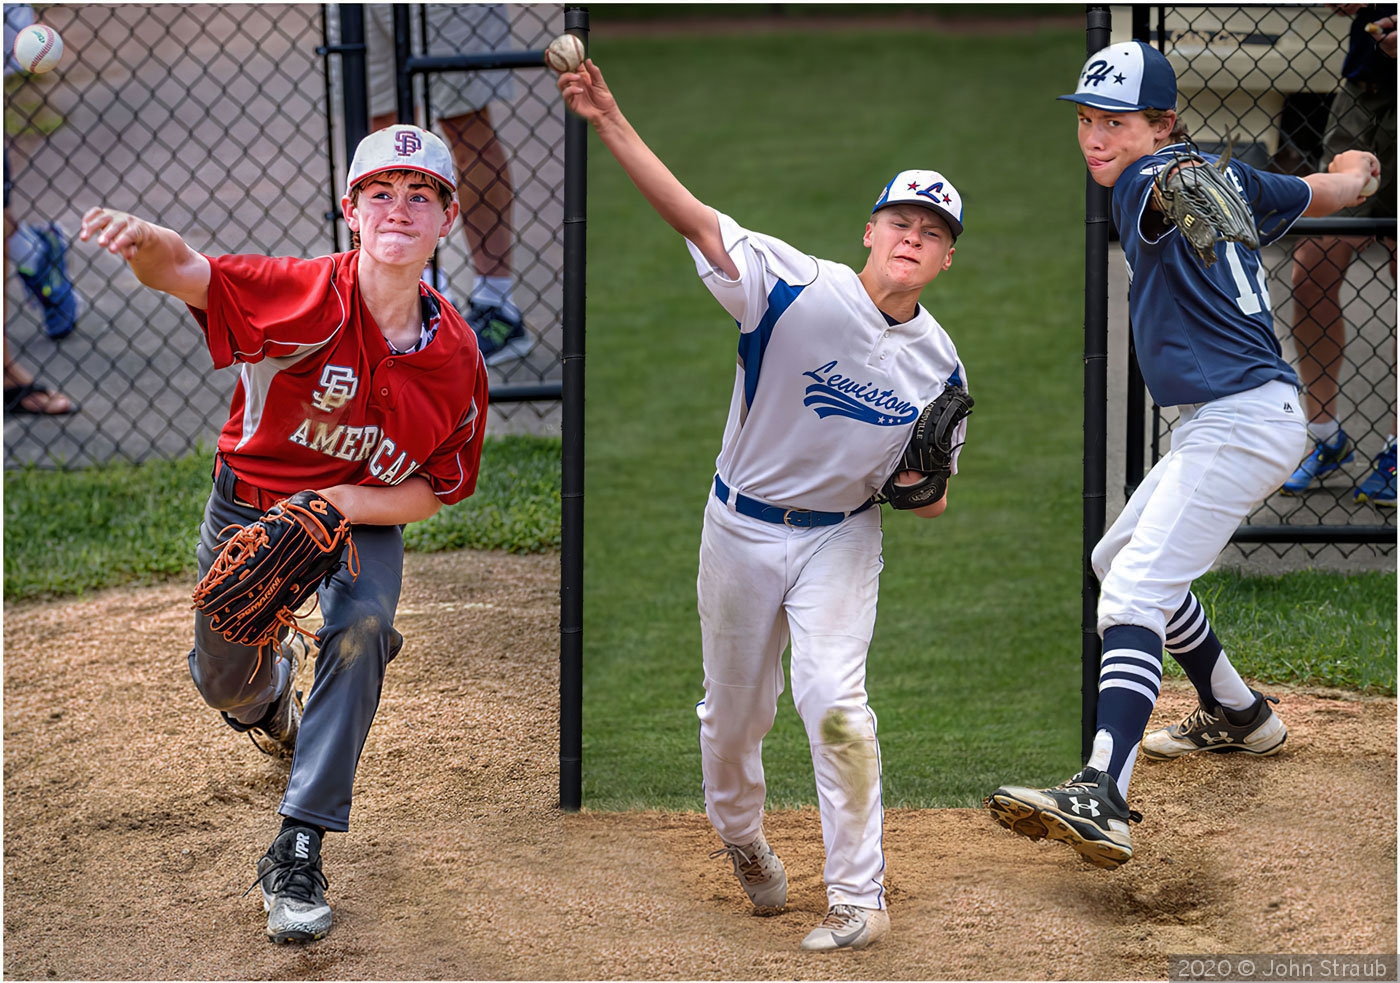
[1152,109,1177,141]
[941,246,955,272]
[341,195,359,232]
[439,200,459,239]
[862,221,875,248]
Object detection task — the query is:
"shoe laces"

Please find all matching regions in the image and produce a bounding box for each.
[246,852,328,906]
[709,842,772,885]
[819,904,863,929]
[1175,702,1223,734]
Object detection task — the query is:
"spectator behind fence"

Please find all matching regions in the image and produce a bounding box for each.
[361,3,532,366]
[4,4,78,416]
[1283,4,1397,508]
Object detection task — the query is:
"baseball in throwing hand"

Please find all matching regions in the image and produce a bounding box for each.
[545,33,585,74]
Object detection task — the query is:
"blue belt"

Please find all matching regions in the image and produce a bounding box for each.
[713,475,875,528]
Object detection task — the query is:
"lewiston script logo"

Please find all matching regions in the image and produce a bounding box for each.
[801,360,918,425]
[287,364,421,484]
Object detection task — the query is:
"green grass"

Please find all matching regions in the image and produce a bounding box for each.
[2,435,560,601]
[590,4,1071,26]
[577,28,1397,812]
[1181,569,1396,694]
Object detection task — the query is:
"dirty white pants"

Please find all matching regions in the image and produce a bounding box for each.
[695,492,887,909]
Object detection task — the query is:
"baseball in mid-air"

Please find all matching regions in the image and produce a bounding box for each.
[13,24,63,75]
[545,33,585,74]
[1362,174,1380,198]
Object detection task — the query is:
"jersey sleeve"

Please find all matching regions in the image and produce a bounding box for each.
[1232,163,1311,246]
[684,211,820,334]
[191,253,348,369]
[416,349,490,506]
[1112,157,1165,246]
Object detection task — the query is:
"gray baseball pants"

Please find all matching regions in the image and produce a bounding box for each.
[188,485,404,831]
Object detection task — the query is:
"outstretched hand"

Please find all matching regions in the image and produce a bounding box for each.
[557,59,618,128]
[80,207,150,261]
[1327,149,1381,207]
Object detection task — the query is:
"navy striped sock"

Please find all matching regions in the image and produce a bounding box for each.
[1164,593,1253,711]
[1096,624,1163,795]
[1164,592,1221,707]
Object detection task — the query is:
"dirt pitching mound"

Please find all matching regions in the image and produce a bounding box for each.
[4,550,1394,980]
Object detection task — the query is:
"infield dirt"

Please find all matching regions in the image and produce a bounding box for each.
[4,549,1395,980]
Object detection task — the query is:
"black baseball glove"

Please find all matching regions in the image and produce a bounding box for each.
[880,384,974,510]
[1150,141,1259,267]
[192,490,358,648]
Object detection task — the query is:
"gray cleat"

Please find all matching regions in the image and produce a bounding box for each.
[249,826,332,943]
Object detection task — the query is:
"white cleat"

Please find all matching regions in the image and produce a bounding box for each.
[709,831,787,908]
[800,904,890,951]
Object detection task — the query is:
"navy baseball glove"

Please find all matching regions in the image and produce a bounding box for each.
[193,490,358,648]
[881,384,974,510]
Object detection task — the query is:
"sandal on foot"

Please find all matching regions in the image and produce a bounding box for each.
[4,383,78,415]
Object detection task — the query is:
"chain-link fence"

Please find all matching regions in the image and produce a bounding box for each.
[3,3,565,470]
[1114,4,1396,564]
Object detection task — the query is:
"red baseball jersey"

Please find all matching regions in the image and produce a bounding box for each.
[190,250,488,506]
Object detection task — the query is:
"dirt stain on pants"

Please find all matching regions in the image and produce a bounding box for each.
[819,708,878,815]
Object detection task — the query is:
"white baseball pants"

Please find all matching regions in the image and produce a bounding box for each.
[1093,379,1307,638]
[695,492,887,910]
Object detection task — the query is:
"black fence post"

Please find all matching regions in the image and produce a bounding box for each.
[393,4,414,124]
[559,5,588,813]
[338,5,370,167]
[1082,5,1113,766]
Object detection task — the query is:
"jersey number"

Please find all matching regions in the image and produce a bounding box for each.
[1223,242,1270,316]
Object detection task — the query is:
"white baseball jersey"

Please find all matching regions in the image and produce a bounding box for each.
[687,212,968,513]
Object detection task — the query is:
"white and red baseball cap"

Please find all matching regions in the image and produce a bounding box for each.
[872,169,964,238]
[345,125,457,198]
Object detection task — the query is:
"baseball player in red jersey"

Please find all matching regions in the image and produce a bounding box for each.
[80,124,488,944]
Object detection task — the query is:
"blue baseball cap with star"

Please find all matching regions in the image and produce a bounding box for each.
[1057,41,1177,112]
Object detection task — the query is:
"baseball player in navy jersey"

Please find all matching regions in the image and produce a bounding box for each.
[559,60,970,951]
[80,124,489,942]
[985,41,1381,869]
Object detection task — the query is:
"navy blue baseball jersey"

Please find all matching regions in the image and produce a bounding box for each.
[1114,144,1312,407]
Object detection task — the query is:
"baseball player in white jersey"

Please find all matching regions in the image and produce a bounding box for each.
[558,60,970,951]
[985,41,1381,870]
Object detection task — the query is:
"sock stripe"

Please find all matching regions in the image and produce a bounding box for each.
[1165,593,1202,633]
[1100,661,1163,686]
[1167,614,1211,653]
[1100,677,1162,702]
[1101,648,1163,671]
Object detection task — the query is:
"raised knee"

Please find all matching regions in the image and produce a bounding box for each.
[325,610,395,664]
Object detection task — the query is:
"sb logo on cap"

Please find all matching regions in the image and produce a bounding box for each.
[394,129,423,157]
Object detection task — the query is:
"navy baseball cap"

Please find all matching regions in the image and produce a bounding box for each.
[1057,41,1177,112]
[872,169,964,238]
